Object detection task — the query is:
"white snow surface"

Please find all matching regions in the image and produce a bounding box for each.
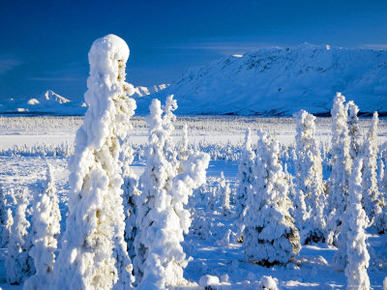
[136,43,387,116]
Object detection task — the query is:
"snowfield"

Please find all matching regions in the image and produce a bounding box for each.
[0,115,386,289]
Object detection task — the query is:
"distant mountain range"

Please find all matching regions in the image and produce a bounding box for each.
[1,44,386,116]
[0,86,169,116]
[136,43,387,116]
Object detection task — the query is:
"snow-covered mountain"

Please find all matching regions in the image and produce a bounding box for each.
[0,85,169,115]
[135,44,387,116]
[2,90,86,115]
[132,84,169,97]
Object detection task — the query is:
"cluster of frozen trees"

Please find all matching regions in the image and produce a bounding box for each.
[0,35,210,289]
[237,92,386,287]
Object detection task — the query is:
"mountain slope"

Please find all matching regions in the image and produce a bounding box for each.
[135,44,387,116]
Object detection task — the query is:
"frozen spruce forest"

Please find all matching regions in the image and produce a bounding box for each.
[0,33,387,290]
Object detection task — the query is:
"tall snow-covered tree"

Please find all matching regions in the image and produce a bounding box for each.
[362,112,384,224]
[343,158,370,289]
[6,189,35,285]
[24,164,61,290]
[327,93,352,244]
[134,96,209,288]
[294,110,326,244]
[53,34,136,289]
[243,130,300,266]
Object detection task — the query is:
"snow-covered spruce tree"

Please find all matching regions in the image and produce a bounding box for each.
[220,171,231,216]
[362,112,384,225]
[134,96,209,288]
[327,93,352,244]
[121,138,141,262]
[346,101,362,161]
[294,110,326,244]
[235,128,256,241]
[24,165,61,290]
[6,189,35,285]
[236,128,256,218]
[53,34,135,289]
[343,158,370,288]
[243,130,301,266]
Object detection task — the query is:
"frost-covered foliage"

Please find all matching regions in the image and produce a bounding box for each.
[6,189,35,284]
[24,165,61,290]
[362,112,384,225]
[344,158,370,289]
[294,110,326,244]
[53,34,135,289]
[134,96,209,288]
[346,101,362,160]
[327,93,352,244]
[243,130,300,266]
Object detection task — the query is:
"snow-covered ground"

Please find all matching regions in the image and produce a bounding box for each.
[0,116,386,289]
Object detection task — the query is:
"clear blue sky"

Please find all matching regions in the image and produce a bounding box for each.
[0,0,386,102]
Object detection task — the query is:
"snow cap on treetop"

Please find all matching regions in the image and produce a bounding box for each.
[88,34,130,72]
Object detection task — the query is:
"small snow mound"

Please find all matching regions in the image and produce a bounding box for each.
[27,98,39,105]
[199,275,220,287]
[260,276,279,290]
[88,34,130,70]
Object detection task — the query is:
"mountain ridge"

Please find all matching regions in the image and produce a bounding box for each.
[135,43,387,116]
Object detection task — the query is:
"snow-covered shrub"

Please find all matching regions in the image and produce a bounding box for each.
[259,275,279,290]
[243,130,300,266]
[53,34,135,289]
[327,93,352,244]
[343,158,370,289]
[294,110,326,244]
[24,165,61,289]
[220,171,231,216]
[362,112,384,225]
[6,189,35,284]
[134,96,209,288]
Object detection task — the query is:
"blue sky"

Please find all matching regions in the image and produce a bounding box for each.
[0,0,386,102]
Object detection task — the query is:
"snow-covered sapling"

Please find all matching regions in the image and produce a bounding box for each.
[6,189,35,285]
[220,171,231,216]
[24,165,61,290]
[346,101,362,160]
[243,130,301,266]
[343,158,370,288]
[134,96,209,288]
[236,128,256,217]
[53,34,135,289]
[362,112,384,225]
